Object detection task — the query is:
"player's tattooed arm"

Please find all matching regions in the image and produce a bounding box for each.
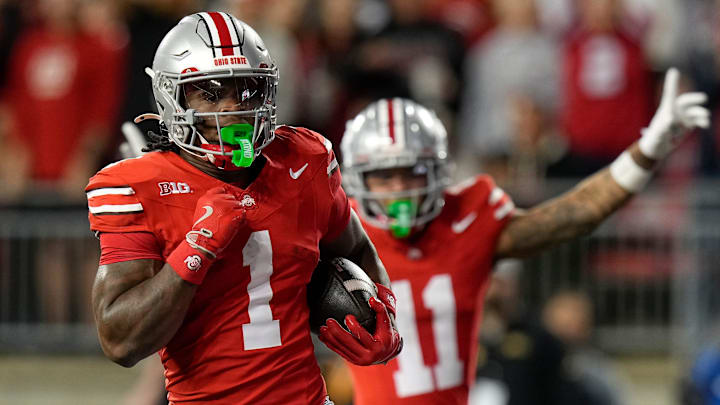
[495,143,655,259]
[92,259,198,367]
[320,210,391,288]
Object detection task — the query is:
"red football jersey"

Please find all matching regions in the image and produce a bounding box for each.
[561,29,652,160]
[86,126,349,405]
[5,27,125,181]
[347,175,513,405]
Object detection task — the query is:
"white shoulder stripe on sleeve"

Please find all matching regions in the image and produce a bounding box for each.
[446,176,478,195]
[327,157,339,175]
[323,137,332,153]
[89,203,144,215]
[488,187,504,205]
[494,200,515,220]
[86,187,135,199]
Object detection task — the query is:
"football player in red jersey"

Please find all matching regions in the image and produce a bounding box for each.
[338,72,709,405]
[86,12,401,405]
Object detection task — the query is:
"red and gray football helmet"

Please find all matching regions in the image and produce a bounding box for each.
[341,98,451,235]
[139,12,278,169]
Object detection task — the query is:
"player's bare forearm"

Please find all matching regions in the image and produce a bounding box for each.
[351,237,390,287]
[92,259,197,367]
[495,143,654,258]
[320,211,391,287]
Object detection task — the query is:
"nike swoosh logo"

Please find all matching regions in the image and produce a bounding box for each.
[193,205,213,227]
[289,163,309,179]
[451,212,477,234]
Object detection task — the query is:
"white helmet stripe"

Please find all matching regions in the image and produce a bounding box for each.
[391,97,406,149]
[197,13,222,53]
[377,99,391,143]
[377,99,406,151]
[219,12,241,51]
[197,12,237,57]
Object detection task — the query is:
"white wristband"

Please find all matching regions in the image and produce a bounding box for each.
[609,151,653,193]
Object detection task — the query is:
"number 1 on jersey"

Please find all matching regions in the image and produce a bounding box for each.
[241,230,282,350]
[392,274,463,397]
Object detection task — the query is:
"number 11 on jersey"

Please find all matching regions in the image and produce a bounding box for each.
[392,274,464,397]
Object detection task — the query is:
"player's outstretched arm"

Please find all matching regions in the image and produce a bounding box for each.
[495,68,709,259]
[93,259,198,367]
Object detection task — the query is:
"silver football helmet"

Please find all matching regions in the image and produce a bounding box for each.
[138,12,278,169]
[341,98,451,235]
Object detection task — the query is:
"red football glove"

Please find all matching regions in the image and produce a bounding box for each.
[167,186,245,284]
[318,283,403,366]
[374,283,397,318]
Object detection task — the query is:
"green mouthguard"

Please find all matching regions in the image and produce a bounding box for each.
[220,123,255,167]
[387,200,417,238]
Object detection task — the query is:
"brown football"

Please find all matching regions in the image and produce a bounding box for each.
[307,258,377,334]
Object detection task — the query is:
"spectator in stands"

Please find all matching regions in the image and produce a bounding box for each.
[471,261,575,405]
[552,0,653,177]
[543,290,629,405]
[0,0,24,201]
[681,341,720,405]
[0,0,126,322]
[0,0,126,203]
[116,0,197,153]
[346,0,465,123]
[472,266,621,405]
[0,0,22,89]
[457,0,561,201]
[221,0,305,125]
[297,0,391,150]
[682,0,720,175]
[423,0,493,46]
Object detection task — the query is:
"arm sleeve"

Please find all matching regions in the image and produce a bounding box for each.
[99,232,163,265]
[476,174,515,252]
[483,175,516,224]
[321,150,351,243]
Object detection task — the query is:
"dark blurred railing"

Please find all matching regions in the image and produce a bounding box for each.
[0,202,100,353]
[0,179,719,358]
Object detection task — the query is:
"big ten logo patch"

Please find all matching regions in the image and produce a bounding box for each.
[158,182,192,196]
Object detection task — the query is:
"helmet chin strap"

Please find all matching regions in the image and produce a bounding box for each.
[198,134,241,171]
[197,134,216,163]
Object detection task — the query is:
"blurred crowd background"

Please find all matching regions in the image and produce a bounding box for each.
[2,0,720,404]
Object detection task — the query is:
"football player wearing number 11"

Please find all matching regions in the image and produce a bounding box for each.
[338,69,708,405]
[85,12,401,405]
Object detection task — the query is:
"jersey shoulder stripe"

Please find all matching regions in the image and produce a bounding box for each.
[444,174,515,223]
[327,155,339,176]
[86,186,135,199]
[489,186,514,220]
[88,203,144,215]
[87,183,144,217]
[85,155,169,233]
